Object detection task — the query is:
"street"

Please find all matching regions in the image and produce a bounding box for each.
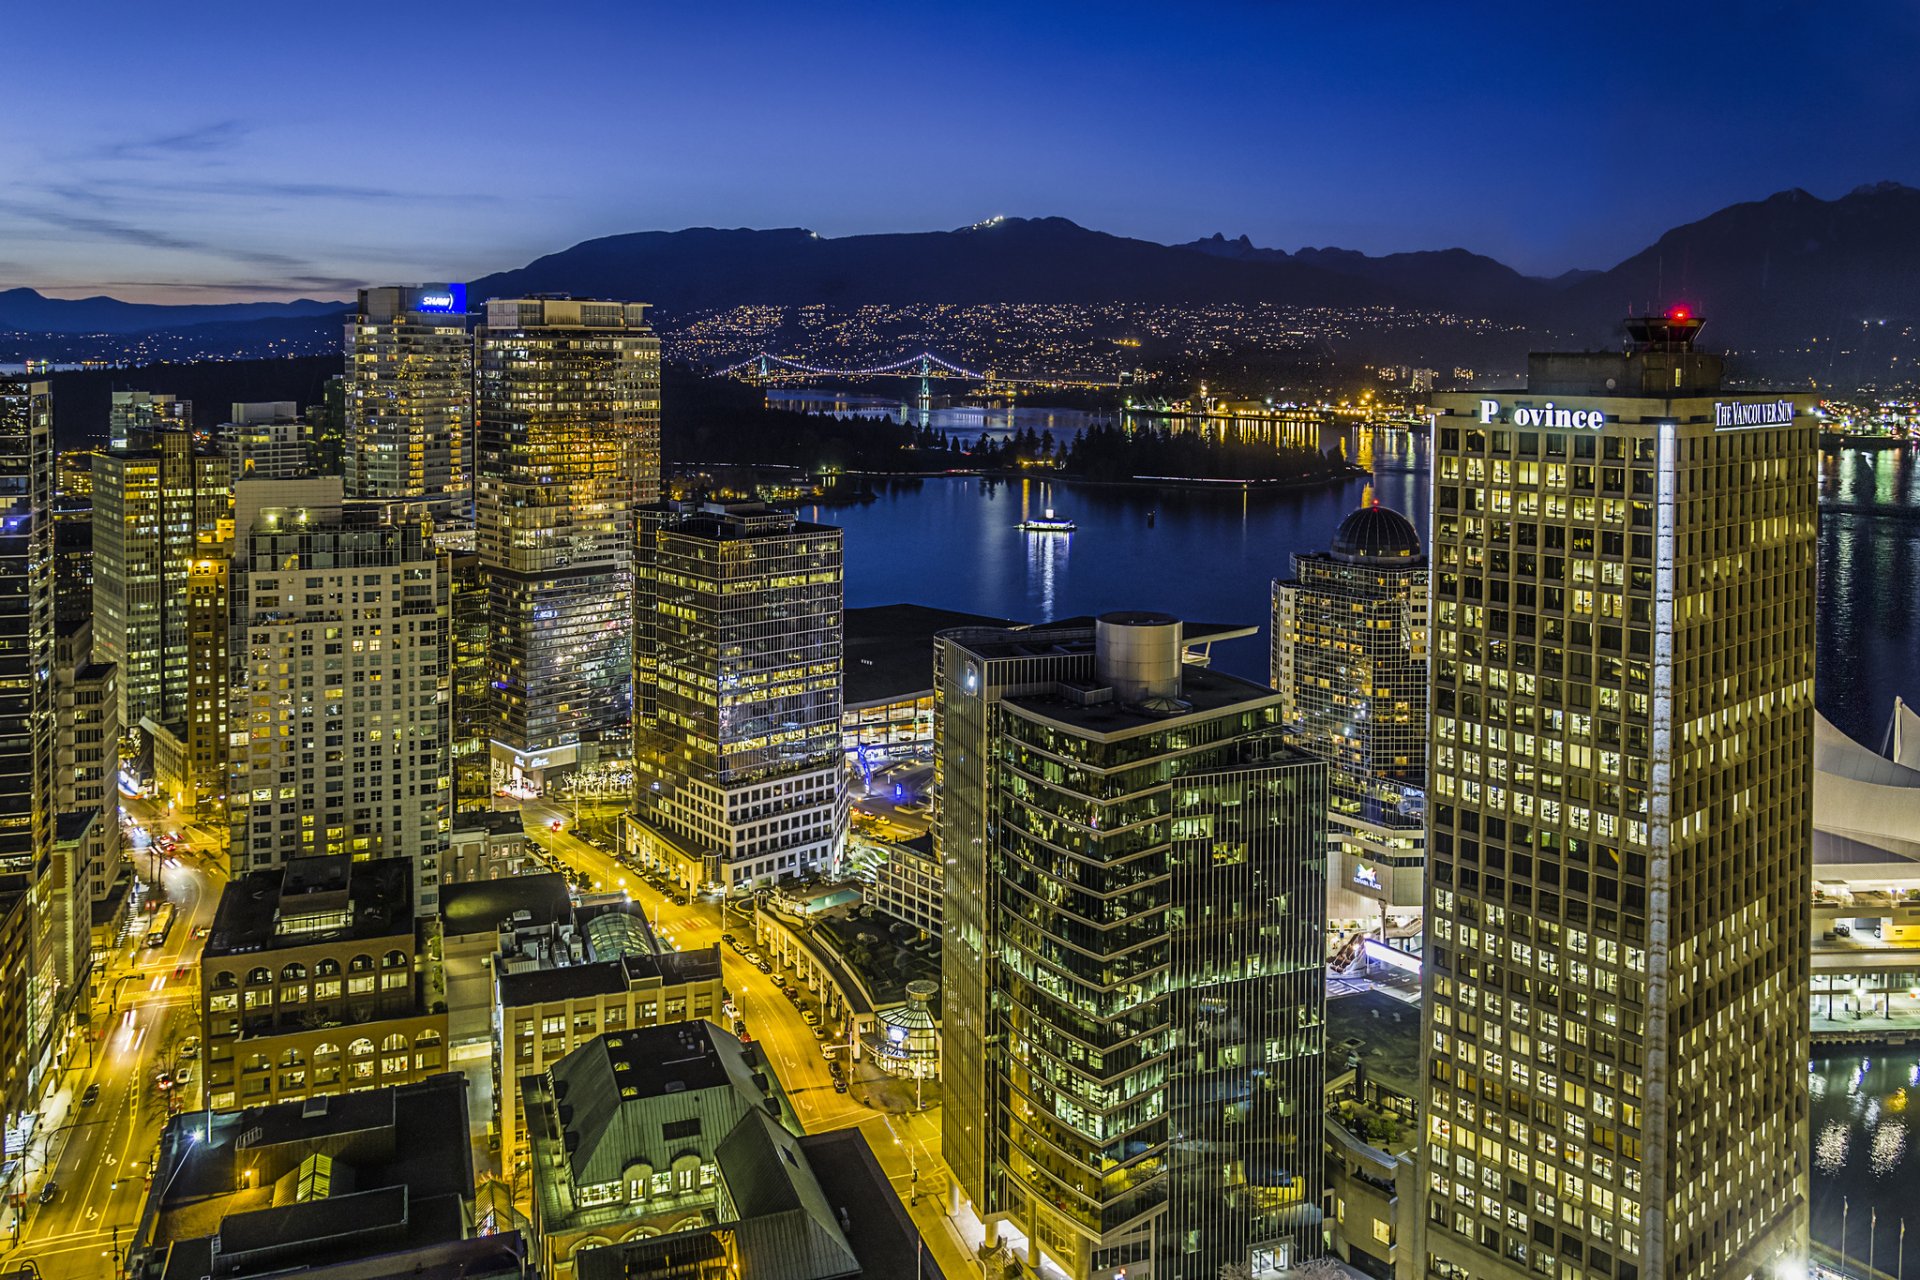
[4,796,225,1280]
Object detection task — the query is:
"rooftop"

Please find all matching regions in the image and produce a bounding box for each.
[1325,989,1422,1103]
[439,872,572,941]
[136,1074,487,1280]
[844,603,1017,708]
[1003,661,1282,738]
[205,855,415,957]
[496,945,723,1008]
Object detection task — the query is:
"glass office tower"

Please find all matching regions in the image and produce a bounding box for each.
[1272,500,1429,944]
[477,297,661,791]
[1417,314,1815,1280]
[631,502,845,892]
[937,613,1328,1280]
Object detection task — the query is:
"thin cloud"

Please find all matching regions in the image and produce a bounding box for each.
[92,120,250,161]
[0,198,313,273]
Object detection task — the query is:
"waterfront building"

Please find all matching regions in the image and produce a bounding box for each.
[631,502,845,893]
[477,297,660,791]
[199,855,447,1113]
[519,1021,800,1280]
[92,428,232,748]
[345,285,473,512]
[1417,313,1816,1280]
[220,401,310,479]
[225,479,449,912]
[130,1073,532,1280]
[0,379,63,1109]
[936,613,1329,1280]
[108,389,190,450]
[1272,500,1429,947]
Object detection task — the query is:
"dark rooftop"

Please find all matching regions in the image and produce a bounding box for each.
[452,809,528,838]
[844,603,1016,708]
[206,855,415,957]
[497,941,720,1009]
[138,1074,481,1280]
[439,872,572,940]
[1003,662,1281,738]
[1325,989,1422,1102]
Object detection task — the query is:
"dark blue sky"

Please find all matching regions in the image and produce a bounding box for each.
[3,1,1915,302]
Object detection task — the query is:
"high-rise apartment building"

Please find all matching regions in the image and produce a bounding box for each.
[108,390,190,450]
[226,480,450,914]
[0,379,62,1107]
[630,502,846,893]
[937,613,1328,1280]
[477,297,661,790]
[1416,314,1815,1280]
[345,285,473,512]
[1272,500,1429,942]
[92,429,232,740]
[221,401,309,479]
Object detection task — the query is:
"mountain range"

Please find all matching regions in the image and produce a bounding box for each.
[6,183,1919,356]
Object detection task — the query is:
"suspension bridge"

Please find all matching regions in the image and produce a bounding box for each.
[714,350,989,381]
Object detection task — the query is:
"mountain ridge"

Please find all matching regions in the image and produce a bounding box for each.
[5,183,1919,354]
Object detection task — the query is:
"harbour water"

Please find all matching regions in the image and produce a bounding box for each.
[816,437,1920,1267]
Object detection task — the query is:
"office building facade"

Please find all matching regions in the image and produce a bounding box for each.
[1272,501,1429,943]
[478,297,661,789]
[631,503,846,892]
[226,483,449,912]
[937,614,1328,1280]
[92,429,231,740]
[1416,314,1815,1280]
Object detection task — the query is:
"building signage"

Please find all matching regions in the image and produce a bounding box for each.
[1477,400,1604,429]
[413,283,467,314]
[1714,399,1795,429]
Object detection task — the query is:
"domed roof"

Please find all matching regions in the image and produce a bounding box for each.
[1330,501,1422,565]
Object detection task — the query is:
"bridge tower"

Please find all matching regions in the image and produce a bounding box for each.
[914,353,933,427]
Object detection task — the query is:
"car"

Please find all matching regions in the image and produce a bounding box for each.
[721,933,735,946]
[37,1182,56,1204]
[1835,922,1854,938]
[739,1032,753,1045]
[833,1080,848,1094]
[783,985,799,1000]
[155,1070,174,1090]
[812,1026,829,1040]
[801,1011,820,1026]
[175,1067,193,1086]
[756,961,772,974]
[80,1083,99,1107]
[179,1037,201,1059]
[732,1020,747,1036]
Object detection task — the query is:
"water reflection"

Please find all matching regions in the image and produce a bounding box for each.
[1812,1051,1920,1273]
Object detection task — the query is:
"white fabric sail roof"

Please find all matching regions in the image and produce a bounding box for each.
[1814,706,1920,869]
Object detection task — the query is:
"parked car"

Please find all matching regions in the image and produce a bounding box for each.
[175,1067,193,1087]
[756,961,772,975]
[721,933,736,946]
[801,1011,820,1026]
[822,1046,837,1060]
[833,1080,848,1094]
[179,1037,201,1058]
[812,1026,829,1040]
[732,1020,747,1037]
[783,985,799,1000]
[80,1083,99,1107]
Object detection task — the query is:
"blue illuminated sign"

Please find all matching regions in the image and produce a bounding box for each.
[414,284,467,314]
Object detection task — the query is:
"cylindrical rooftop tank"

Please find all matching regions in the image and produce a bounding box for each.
[1095,611,1183,703]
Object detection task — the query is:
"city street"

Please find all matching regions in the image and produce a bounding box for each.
[3,798,225,1280]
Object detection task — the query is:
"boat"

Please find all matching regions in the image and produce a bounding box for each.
[1019,507,1076,533]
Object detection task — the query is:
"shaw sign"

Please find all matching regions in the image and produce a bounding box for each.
[1714,400,1795,429]
[1478,400,1604,430]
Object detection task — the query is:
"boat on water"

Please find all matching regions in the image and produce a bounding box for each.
[1019,507,1076,533]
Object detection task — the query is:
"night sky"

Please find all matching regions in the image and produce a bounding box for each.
[3,1,1916,302]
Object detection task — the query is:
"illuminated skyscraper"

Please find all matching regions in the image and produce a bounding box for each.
[1416,314,1814,1280]
[1272,500,1428,944]
[225,479,450,914]
[92,429,231,742]
[631,502,845,893]
[221,401,309,480]
[477,296,661,791]
[937,613,1328,1280]
[108,389,190,450]
[0,379,62,1112]
[345,285,473,512]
